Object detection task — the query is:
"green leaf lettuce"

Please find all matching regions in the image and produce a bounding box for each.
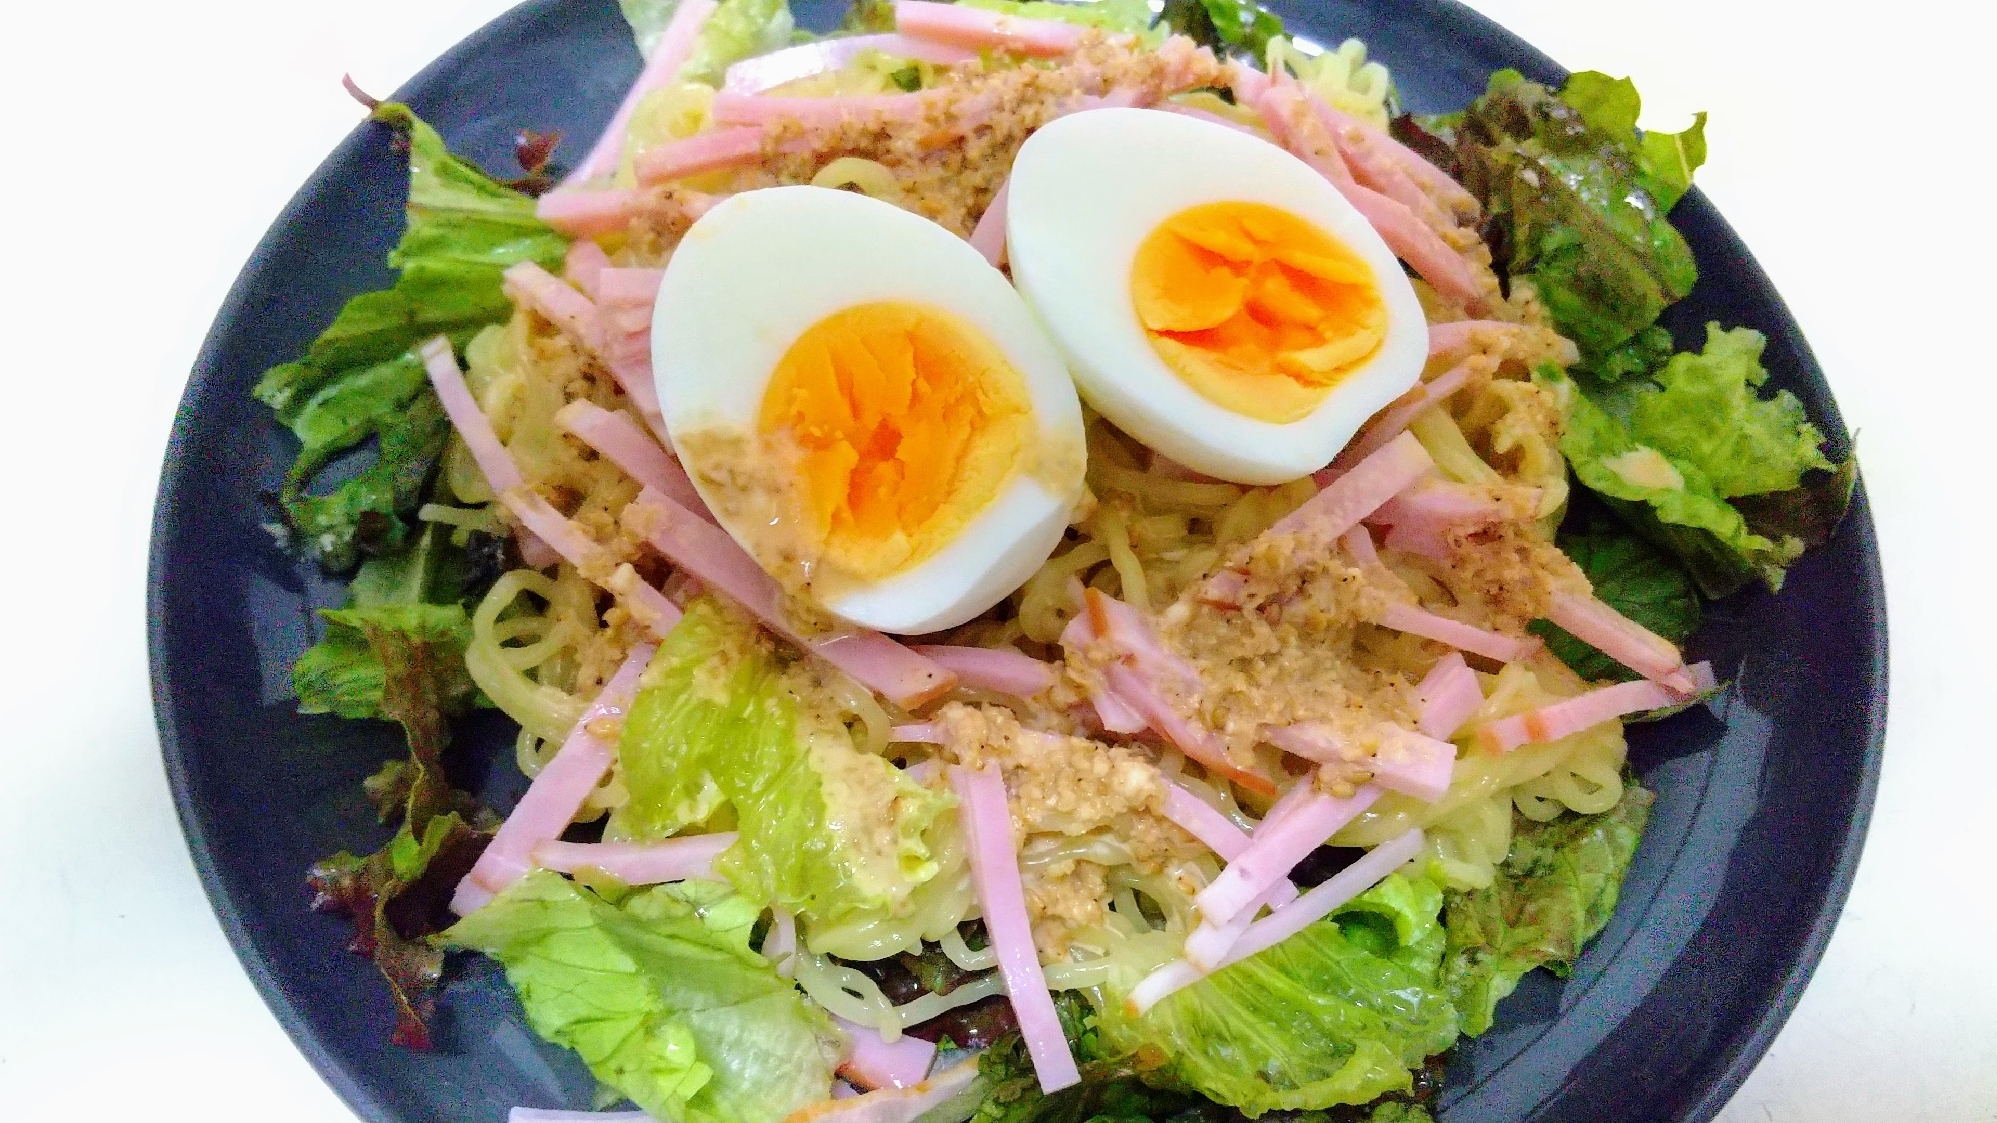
[442,870,842,1123]
[610,597,954,944]
[1529,517,1702,682]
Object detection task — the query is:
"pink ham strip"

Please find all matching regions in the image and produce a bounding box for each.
[1340,524,1381,568]
[529,833,735,884]
[420,338,682,635]
[722,35,977,96]
[1478,673,1706,753]
[710,91,928,129]
[1416,652,1484,740]
[1182,877,1288,971]
[1334,360,1479,469]
[1369,475,1513,537]
[419,337,522,492]
[1130,827,1425,1014]
[1375,601,1538,664]
[968,178,1009,268]
[784,1059,981,1123]
[1253,85,1484,311]
[948,765,1080,1092]
[452,646,657,914]
[554,400,708,517]
[1105,663,1279,797]
[1316,100,1478,219]
[1546,591,1697,693]
[504,261,601,353]
[908,645,1055,698]
[628,488,957,709]
[1258,725,1454,803]
[1426,319,1519,359]
[834,1016,938,1091]
[1057,611,1148,734]
[561,0,720,188]
[1162,783,1253,859]
[1267,431,1435,542]
[1227,62,1271,105]
[890,723,944,744]
[1084,588,1201,689]
[1366,726,1457,803]
[592,267,670,438]
[564,239,613,299]
[1317,104,1452,232]
[893,0,1085,57]
[539,188,642,239]
[1195,785,1382,924]
[636,125,768,185]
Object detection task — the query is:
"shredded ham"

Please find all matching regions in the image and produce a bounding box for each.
[1181,876,1288,971]
[833,1016,937,1090]
[967,177,1009,268]
[1477,670,1711,752]
[892,0,1086,57]
[560,0,720,189]
[628,488,956,709]
[1415,652,1484,740]
[564,239,612,298]
[1426,319,1519,359]
[1374,601,1538,663]
[1372,474,1509,529]
[1339,524,1381,568]
[710,91,929,129]
[538,188,644,239]
[503,261,602,354]
[1130,828,1426,1015]
[722,35,977,95]
[1334,359,1480,469]
[889,722,944,744]
[1161,782,1253,859]
[1320,103,1479,220]
[419,337,522,493]
[1260,724,1453,803]
[907,645,1055,698]
[781,1058,981,1123]
[1546,591,1697,693]
[529,834,735,884]
[1084,588,1200,688]
[1194,784,1382,925]
[948,765,1080,1093]
[589,267,671,439]
[1105,662,1278,796]
[1318,104,1452,232]
[1267,431,1434,542]
[636,125,768,185]
[452,647,657,915]
[554,400,707,516]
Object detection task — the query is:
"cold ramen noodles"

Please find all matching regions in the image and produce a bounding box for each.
[264,2,1853,1121]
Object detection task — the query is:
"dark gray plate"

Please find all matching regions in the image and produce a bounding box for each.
[148,1,1887,1120]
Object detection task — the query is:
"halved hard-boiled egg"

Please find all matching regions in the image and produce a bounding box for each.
[652,185,1086,634]
[1005,107,1428,484]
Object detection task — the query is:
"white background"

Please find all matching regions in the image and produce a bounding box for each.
[1,0,1991,1119]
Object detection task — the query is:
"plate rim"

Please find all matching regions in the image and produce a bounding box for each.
[146,1,1890,1120]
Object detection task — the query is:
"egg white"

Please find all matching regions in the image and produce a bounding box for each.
[652,185,1086,634]
[1005,107,1429,485]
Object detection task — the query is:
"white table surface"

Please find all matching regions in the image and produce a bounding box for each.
[2,0,1991,1119]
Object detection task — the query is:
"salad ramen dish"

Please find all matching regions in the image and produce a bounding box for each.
[217,1,1861,1121]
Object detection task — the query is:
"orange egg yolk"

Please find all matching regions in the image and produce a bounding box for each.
[760,302,1031,581]
[1131,201,1387,424]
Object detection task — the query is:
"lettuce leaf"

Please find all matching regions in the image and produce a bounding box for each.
[1449,70,1699,363]
[1095,874,1458,1114]
[622,0,797,84]
[1158,0,1284,58]
[1528,516,1701,682]
[611,598,953,936]
[967,0,1163,41]
[1441,784,1653,1036]
[1625,325,1834,498]
[1537,363,1802,598]
[443,870,841,1123]
[1556,71,1707,210]
[254,103,566,570]
[294,602,479,722]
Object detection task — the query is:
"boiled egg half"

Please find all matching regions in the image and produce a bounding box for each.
[652,186,1086,634]
[1005,107,1428,484]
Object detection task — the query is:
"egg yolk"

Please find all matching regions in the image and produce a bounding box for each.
[760,302,1032,582]
[1131,201,1387,424]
